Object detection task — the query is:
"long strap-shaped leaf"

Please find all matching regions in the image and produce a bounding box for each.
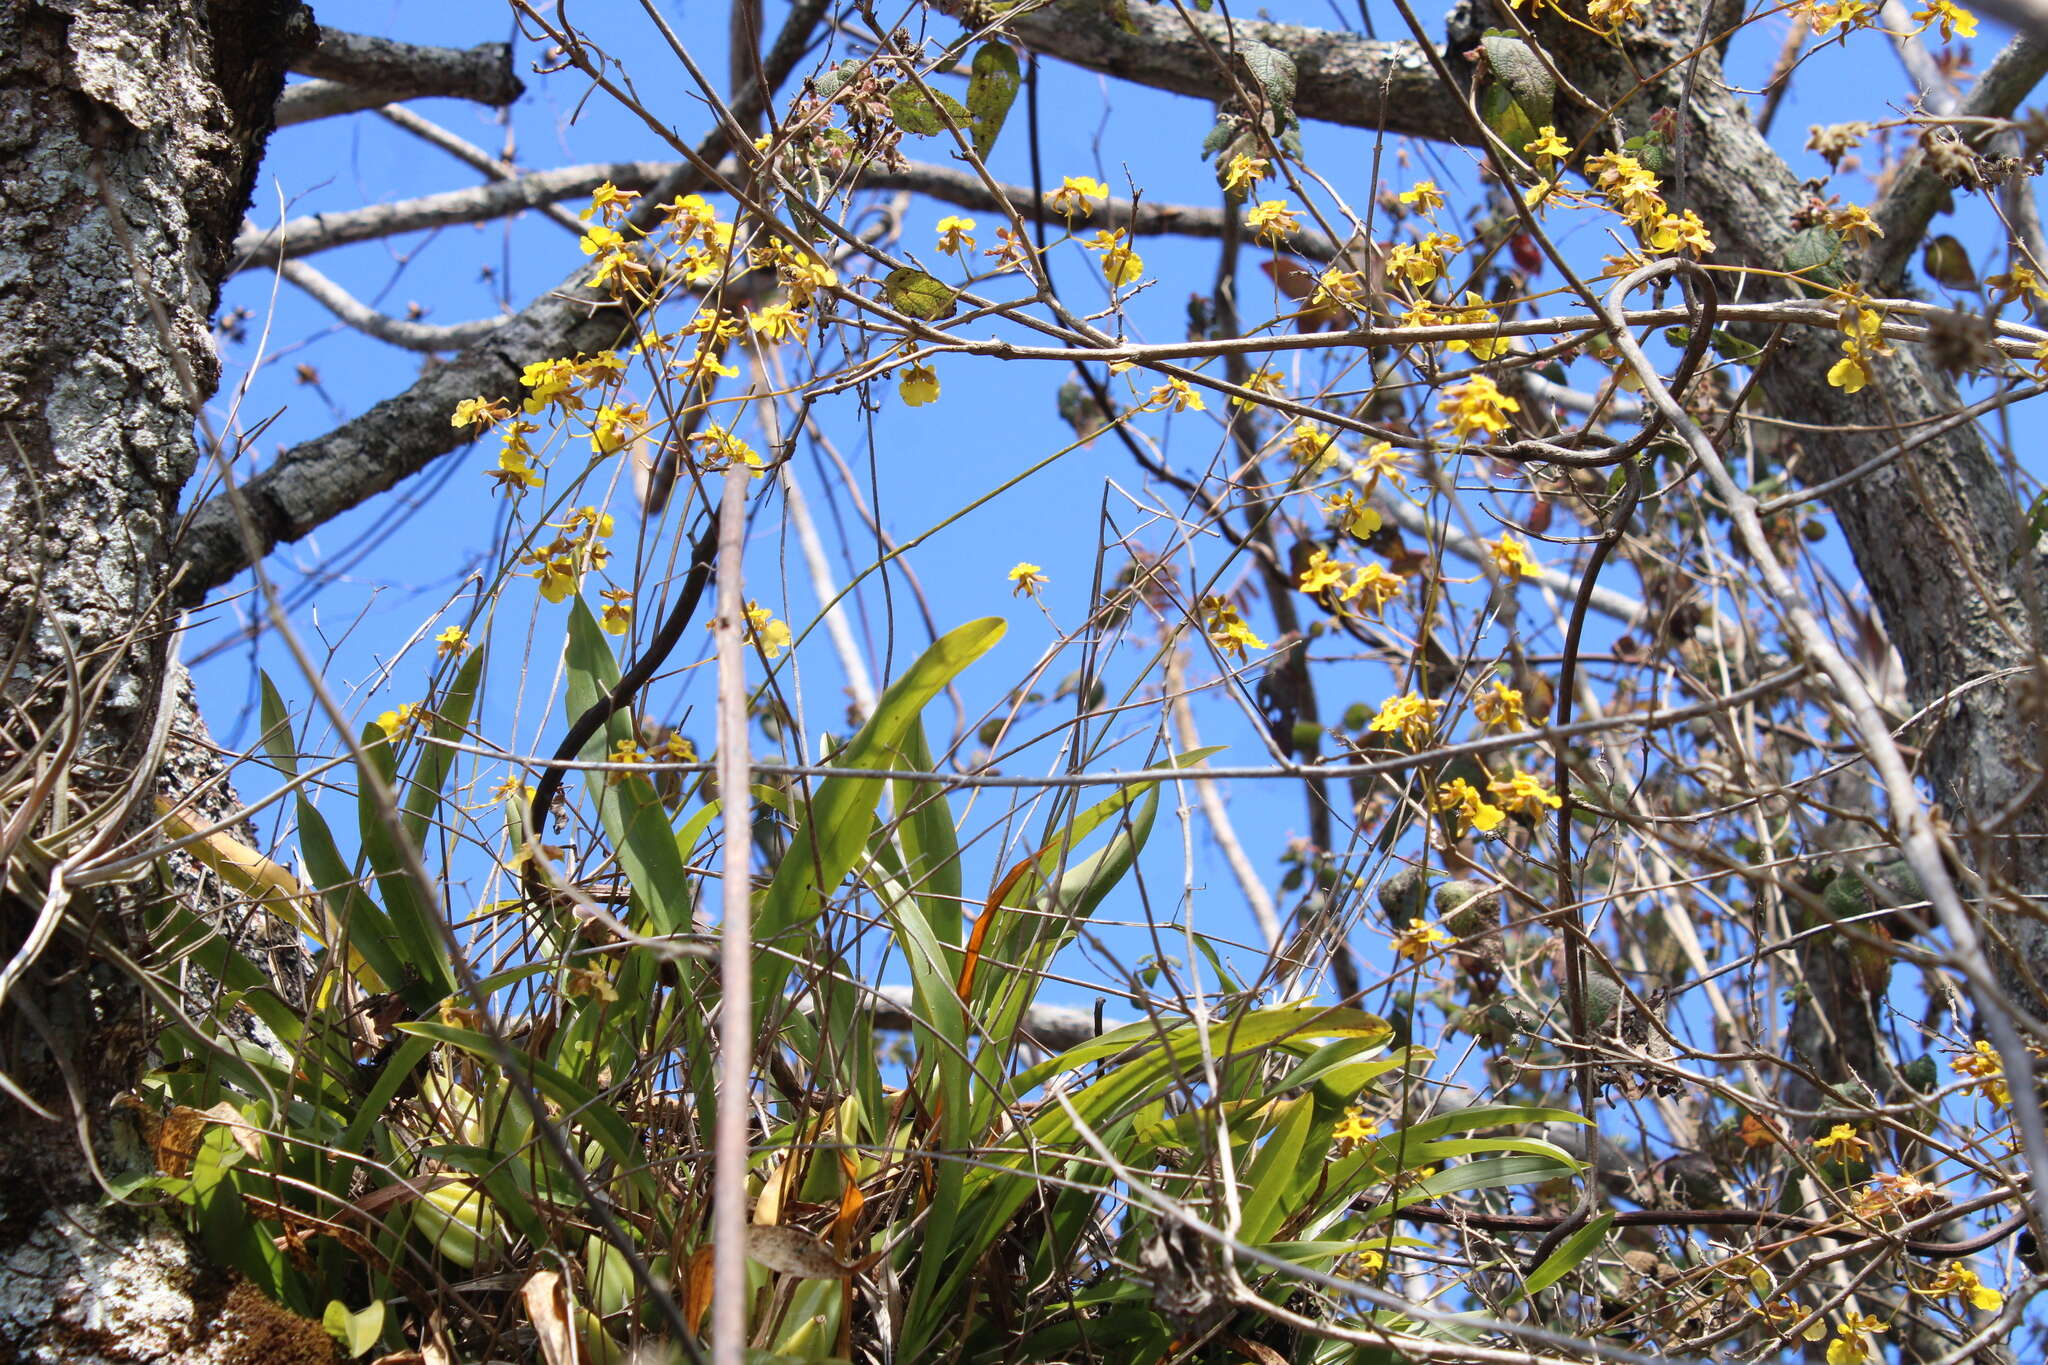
[750,617,1004,1026]
[563,596,694,937]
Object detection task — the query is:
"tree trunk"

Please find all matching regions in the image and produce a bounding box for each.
[1536,3,2048,1043]
[0,0,315,1357]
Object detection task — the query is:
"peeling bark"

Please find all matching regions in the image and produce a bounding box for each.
[0,0,308,1356]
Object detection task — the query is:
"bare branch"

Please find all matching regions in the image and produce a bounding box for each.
[177,0,831,599]
[375,104,587,237]
[278,257,511,351]
[276,29,522,126]
[276,79,403,127]
[230,160,679,273]
[1867,30,2048,286]
[230,155,1345,279]
[1881,0,1963,114]
[965,0,1471,144]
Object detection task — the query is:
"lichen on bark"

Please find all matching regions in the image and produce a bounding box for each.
[0,1,309,1355]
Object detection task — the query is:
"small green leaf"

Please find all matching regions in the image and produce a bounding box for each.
[1200,114,1239,161]
[1708,329,1764,365]
[1782,225,1851,296]
[2019,490,2048,559]
[1627,131,1670,175]
[324,1298,387,1358]
[889,84,970,137]
[1234,41,1297,119]
[1103,0,1139,35]
[966,43,1021,159]
[1057,378,1113,444]
[882,267,959,320]
[1481,33,1554,128]
[1923,233,1976,288]
[813,59,861,102]
[256,672,297,777]
[1479,82,1536,159]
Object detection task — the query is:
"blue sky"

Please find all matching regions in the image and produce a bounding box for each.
[194,0,2039,1042]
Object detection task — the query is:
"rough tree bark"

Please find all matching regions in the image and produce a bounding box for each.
[0,1,331,1358]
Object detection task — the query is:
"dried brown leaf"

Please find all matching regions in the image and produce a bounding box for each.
[521,1269,581,1365]
[746,1224,855,1279]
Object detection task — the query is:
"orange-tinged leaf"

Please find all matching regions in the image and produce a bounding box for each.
[956,851,1041,1001]
[684,1246,715,1335]
[153,1100,263,1175]
[203,1101,267,1160]
[153,1106,205,1177]
[831,1152,865,1248]
[1225,1335,1289,1365]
